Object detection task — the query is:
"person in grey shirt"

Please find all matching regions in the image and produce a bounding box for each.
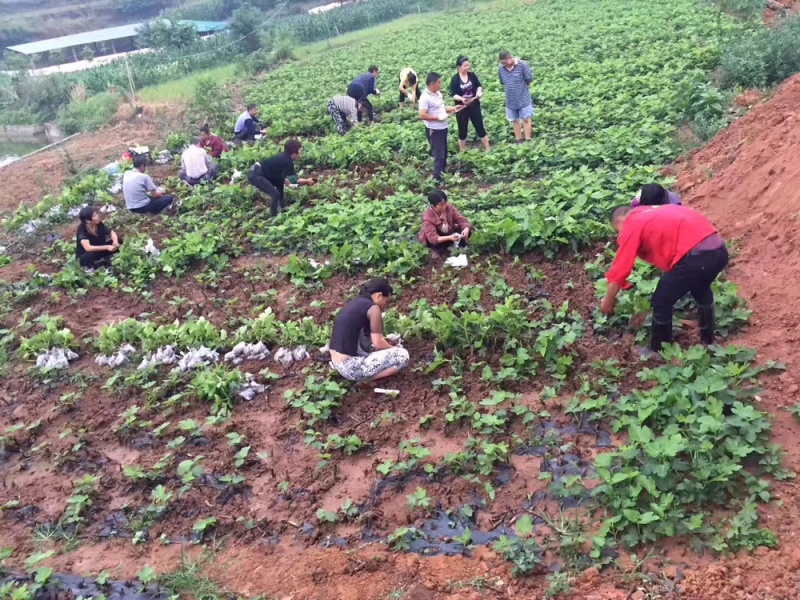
[498,50,534,142]
[123,156,175,215]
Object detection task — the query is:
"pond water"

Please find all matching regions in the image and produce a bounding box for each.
[0,139,50,168]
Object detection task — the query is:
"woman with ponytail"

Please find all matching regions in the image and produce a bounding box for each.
[450,56,490,152]
[329,278,410,382]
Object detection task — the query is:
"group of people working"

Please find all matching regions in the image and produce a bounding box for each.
[325,52,534,182]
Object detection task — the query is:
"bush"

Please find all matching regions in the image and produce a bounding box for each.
[719,15,800,89]
[58,92,121,134]
[187,75,234,132]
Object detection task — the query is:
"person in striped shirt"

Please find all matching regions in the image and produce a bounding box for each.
[498,51,534,142]
[327,95,365,136]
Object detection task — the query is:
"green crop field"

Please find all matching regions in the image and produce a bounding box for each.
[0,0,787,597]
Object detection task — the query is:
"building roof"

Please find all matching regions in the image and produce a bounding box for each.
[7,20,227,55]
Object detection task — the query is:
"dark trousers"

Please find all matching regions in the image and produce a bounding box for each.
[426,128,448,181]
[347,83,374,122]
[399,84,420,104]
[78,236,123,268]
[130,195,174,215]
[179,163,218,186]
[456,101,487,140]
[651,246,729,326]
[248,164,285,218]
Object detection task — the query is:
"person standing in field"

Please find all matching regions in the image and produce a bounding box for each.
[247,139,316,218]
[399,67,419,108]
[450,55,489,152]
[498,50,534,142]
[329,277,410,382]
[348,66,381,123]
[199,125,228,159]
[234,104,267,142]
[419,72,464,183]
[600,204,728,353]
[327,95,363,136]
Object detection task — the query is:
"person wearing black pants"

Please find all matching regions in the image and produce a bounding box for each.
[419,72,464,183]
[348,66,380,123]
[600,204,728,354]
[450,56,490,152]
[75,205,122,269]
[247,139,316,218]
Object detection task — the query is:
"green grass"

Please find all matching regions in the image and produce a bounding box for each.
[138,64,238,103]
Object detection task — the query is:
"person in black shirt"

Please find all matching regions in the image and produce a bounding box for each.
[75,205,121,269]
[246,139,316,218]
[329,277,409,382]
[450,56,490,152]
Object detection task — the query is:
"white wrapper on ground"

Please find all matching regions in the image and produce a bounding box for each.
[44,205,63,220]
[137,345,177,370]
[35,348,78,370]
[292,346,310,361]
[0,246,5,254]
[68,204,88,218]
[319,344,330,355]
[374,388,400,396]
[177,346,219,371]
[21,219,43,236]
[274,347,294,368]
[385,333,403,347]
[231,169,242,182]
[143,238,161,257]
[224,341,270,365]
[309,259,330,269]
[95,344,137,368]
[238,372,267,401]
[109,173,124,194]
[100,204,117,214]
[445,254,469,268]
[155,150,172,165]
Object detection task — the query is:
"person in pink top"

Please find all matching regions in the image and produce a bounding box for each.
[419,189,472,258]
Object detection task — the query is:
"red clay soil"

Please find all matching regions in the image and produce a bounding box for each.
[0,103,182,213]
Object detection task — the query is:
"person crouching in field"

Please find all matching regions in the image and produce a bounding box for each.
[327,95,364,136]
[247,139,316,218]
[419,189,472,258]
[600,204,728,354]
[76,205,121,270]
[632,183,681,207]
[179,137,219,186]
[123,156,175,215]
[234,104,267,142]
[329,278,409,382]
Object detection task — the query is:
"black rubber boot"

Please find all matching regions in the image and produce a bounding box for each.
[698,304,715,345]
[649,320,673,352]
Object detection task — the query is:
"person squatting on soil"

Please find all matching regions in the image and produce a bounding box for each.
[75,205,122,269]
[329,278,410,382]
[234,104,267,142]
[498,50,534,142]
[348,65,381,123]
[327,95,364,136]
[179,137,219,186]
[419,189,472,258]
[419,72,465,183]
[123,156,175,215]
[247,139,316,218]
[199,125,228,159]
[399,67,420,107]
[451,56,490,152]
[601,204,729,353]
[632,183,681,207]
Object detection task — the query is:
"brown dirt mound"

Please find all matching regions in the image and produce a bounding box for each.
[673,73,800,371]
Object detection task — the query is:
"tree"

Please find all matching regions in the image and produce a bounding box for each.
[137,20,200,51]
[82,46,95,62]
[230,3,265,53]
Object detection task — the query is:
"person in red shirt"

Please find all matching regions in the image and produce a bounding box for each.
[419,189,472,258]
[199,125,229,159]
[601,204,729,352]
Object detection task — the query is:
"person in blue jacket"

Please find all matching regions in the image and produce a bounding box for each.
[234,104,267,142]
[347,66,381,123]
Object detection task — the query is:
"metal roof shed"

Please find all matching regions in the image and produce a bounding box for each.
[6,21,228,56]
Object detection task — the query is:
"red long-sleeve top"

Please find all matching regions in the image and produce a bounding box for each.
[419,204,472,246]
[605,205,718,289]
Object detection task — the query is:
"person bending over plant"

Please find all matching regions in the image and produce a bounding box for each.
[76,205,122,270]
[631,183,681,207]
[329,278,409,382]
[247,139,316,218]
[601,204,728,355]
[419,189,472,259]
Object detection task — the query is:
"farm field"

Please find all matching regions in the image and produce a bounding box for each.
[1,1,799,599]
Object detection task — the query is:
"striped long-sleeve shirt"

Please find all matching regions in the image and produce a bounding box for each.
[498,59,533,110]
[331,95,359,123]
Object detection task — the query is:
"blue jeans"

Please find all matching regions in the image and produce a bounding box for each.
[506,104,534,122]
[130,195,174,215]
